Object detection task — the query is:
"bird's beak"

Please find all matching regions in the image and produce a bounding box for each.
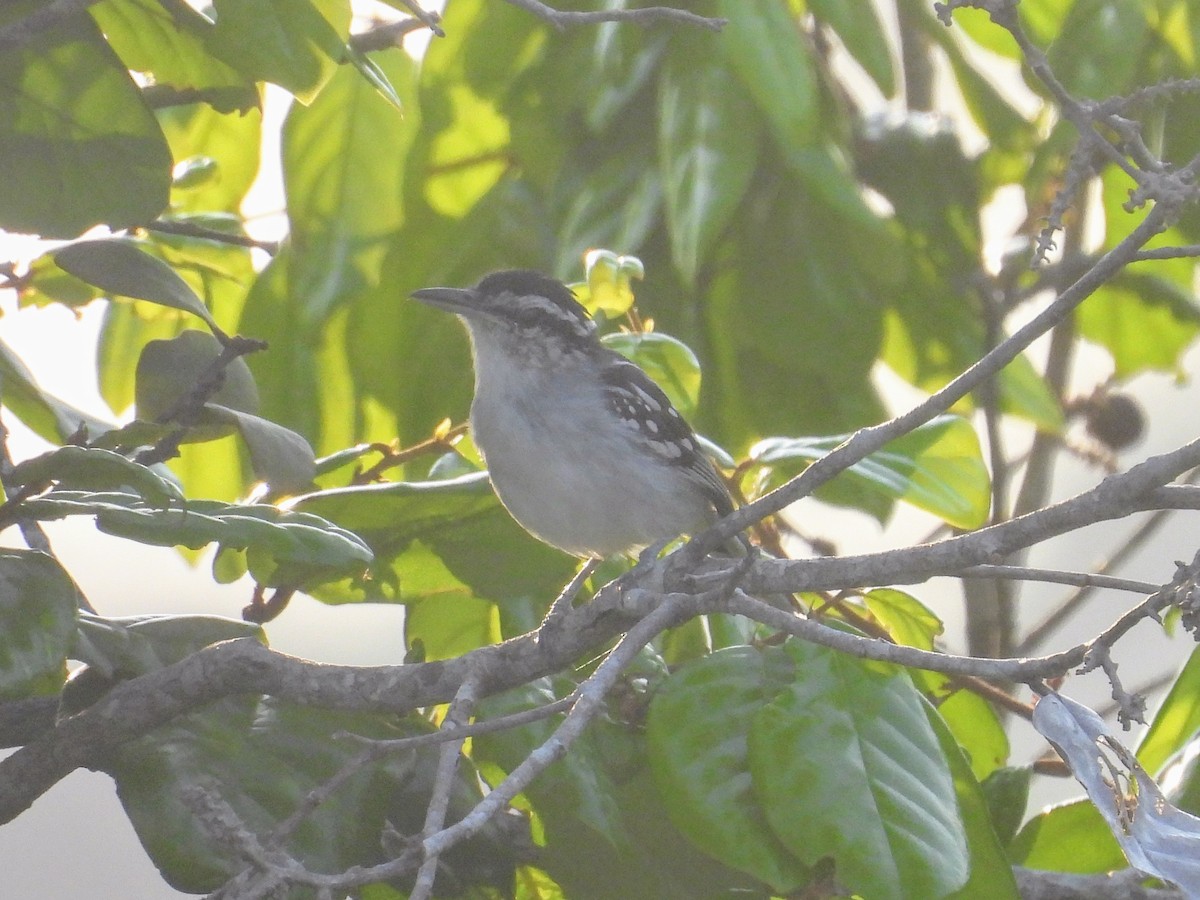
[410,286,477,315]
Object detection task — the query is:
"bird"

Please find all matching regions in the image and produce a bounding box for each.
[411,269,739,561]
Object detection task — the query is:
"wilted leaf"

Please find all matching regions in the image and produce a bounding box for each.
[1033,691,1200,894]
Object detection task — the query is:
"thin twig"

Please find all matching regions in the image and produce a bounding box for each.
[957,565,1159,595]
[342,696,576,751]
[500,0,725,32]
[243,695,574,878]
[410,679,479,900]
[422,594,693,863]
[141,220,281,256]
[349,17,438,52]
[133,336,269,467]
[1130,245,1200,262]
[395,0,445,37]
[1014,476,1195,657]
[351,423,468,484]
[1095,668,1178,720]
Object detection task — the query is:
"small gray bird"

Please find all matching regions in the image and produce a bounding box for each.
[412,270,737,559]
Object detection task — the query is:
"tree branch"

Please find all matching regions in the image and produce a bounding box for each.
[410,679,478,900]
[737,437,1200,596]
[1013,866,1182,899]
[349,14,442,52]
[5,448,1196,827]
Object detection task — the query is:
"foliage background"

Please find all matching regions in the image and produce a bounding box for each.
[5,0,1200,897]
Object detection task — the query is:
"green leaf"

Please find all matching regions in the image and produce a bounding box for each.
[203,404,316,493]
[716,0,817,152]
[938,688,1010,781]
[1046,0,1149,99]
[87,420,179,452]
[883,302,1064,434]
[927,704,1021,900]
[289,474,575,604]
[750,641,968,900]
[0,550,82,700]
[914,8,1038,157]
[979,766,1032,848]
[1157,730,1200,816]
[701,158,891,449]
[552,143,664,279]
[750,415,991,529]
[89,0,252,104]
[810,0,895,95]
[343,43,404,111]
[646,646,809,892]
[1010,798,1126,873]
[475,680,629,854]
[55,240,221,333]
[282,51,414,301]
[22,491,372,588]
[575,8,665,133]
[108,697,517,894]
[0,0,170,237]
[1138,646,1200,775]
[0,338,116,443]
[861,588,944,650]
[946,4,1023,58]
[97,299,190,416]
[657,33,762,284]
[474,684,764,900]
[157,102,264,214]
[425,84,512,218]
[292,472,497,536]
[856,112,980,266]
[17,252,102,311]
[404,594,498,661]
[601,332,702,418]
[1077,270,1200,378]
[8,446,184,509]
[135,330,259,434]
[206,0,350,104]
[240,52,417,451]
[143,221,255,330]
